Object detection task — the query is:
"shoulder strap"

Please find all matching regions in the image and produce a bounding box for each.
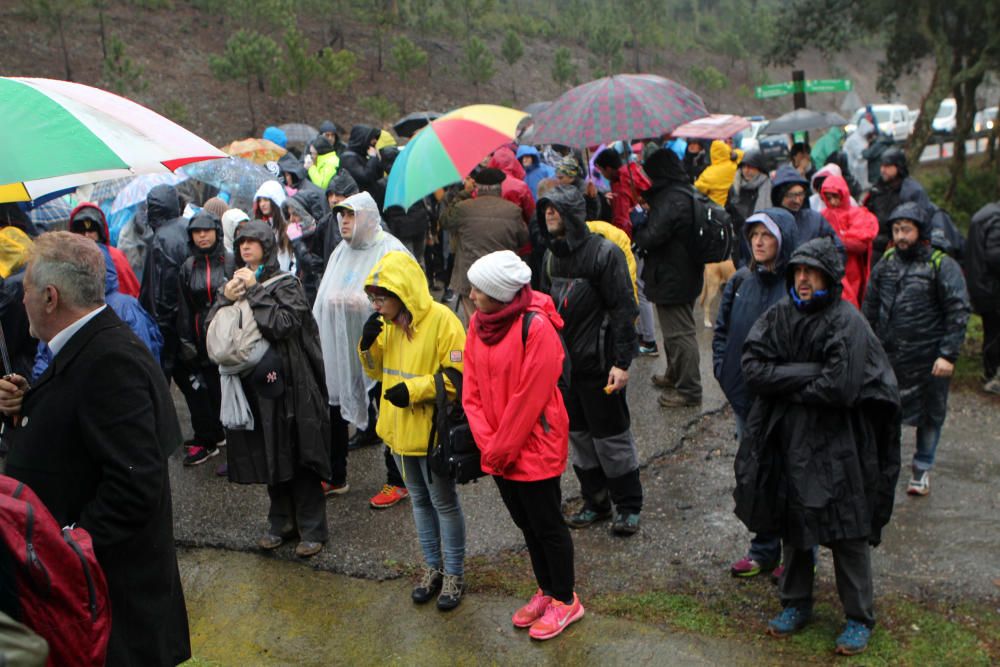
[261,272,295,287]
[521,311,536,347]
[930,249,945,271]
[882,247,897,260]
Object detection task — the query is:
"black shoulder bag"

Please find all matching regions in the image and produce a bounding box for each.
[427,367,486,484]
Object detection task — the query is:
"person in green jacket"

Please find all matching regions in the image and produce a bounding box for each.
[307,136,341,190]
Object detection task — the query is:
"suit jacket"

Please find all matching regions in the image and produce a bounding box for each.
[3,307,190,667]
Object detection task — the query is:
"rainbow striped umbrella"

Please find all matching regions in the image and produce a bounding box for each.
[0,77,226,203]
[384,105,528,210]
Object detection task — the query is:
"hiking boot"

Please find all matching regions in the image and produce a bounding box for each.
[294,541,323,558]
[411,567,443,604]
[565,507,612,528]
[638,340,659,357]
[513,589,553,628]
[183,445,220,467]
[321,481,350,497]
[658,391,701,408]
[651,373,673,389]
[347,429,382,450]
[766,606,811,638]
[769,564,786,585]
[370,484,409,509]
[529,593,584,640]
[611,512,641,536]
[436,574,465,611]
[835,620,872,655]
[907,470,930,496]
[257,533,285,551]
[730,556,776,578]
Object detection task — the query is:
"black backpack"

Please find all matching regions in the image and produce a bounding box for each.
[675,185,735,264]
[426,368,486,484]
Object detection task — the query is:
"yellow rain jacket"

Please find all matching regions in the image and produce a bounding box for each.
[359,251,466,455]
[308,151,340,190]
[694,141,743,206]
[375,129,397,152]
[586,220,638,303]
[0,227,33,279]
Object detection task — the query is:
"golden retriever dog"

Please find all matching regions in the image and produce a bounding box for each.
[699,259,736,328]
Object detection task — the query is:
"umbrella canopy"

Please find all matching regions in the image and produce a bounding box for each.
[110,172,189,214]
[220,137,287,165]
[384,105,527,210]
[762,109,848,135]
[529,74,708,148]
[278,123,318,145]
[28,194,77,229]
[672,114,751,140]
[0,77,226,204]
[523,101,552,116]
[392,111,441,139]
[179,157,276,213]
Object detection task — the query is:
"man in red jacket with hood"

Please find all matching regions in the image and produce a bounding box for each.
[69,203,140,298]
[489,147,536,226]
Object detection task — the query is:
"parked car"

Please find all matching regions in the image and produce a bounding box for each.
[757,133,790,171]
[845,104,913,141]
[974,107,998,135]
[932,98,957,135]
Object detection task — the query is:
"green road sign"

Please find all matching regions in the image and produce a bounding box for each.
[755,82,796,99]
[805,79,853,93]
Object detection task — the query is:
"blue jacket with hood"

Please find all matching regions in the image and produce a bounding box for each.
[771,165,844,256]
[712,208,799,420]
[33,245,163,380]
[516,145,556,200]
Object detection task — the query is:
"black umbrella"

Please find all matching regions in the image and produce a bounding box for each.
[762,109,848,135]
[392,111,441,138]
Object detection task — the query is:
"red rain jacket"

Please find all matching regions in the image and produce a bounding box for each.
[463,290,569,481]
[820,174,879,308]
[609,162,651,239]
[489,147,536,226]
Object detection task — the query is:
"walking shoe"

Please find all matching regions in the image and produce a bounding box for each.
[183,445,220,467]
[658,391,701,408]
[411,567,443,604]
[651,373,673,389]
[766,606,811,637]
[347,429,382,450]
[730,556,775,578]
[370,484,409,508]
[835,620,872,655]
[529,593,584,640]
[983,373,1000,395]
[513,589,553,628]
[638,340,659,357]
[257,533,285,550]
[321,481,350,497]
[294,541,323,558]
[565,507,612,528]
[611,512,641,536]
[215,462,228,477]
[436,574,465,611]
[769,564,786,585]
[907,470,930,496]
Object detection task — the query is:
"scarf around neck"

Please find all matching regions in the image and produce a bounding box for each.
[474,286,532,346]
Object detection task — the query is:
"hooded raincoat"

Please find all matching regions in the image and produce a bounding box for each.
[810,126,845,168]
[694,140,742,206]
[488,147,537,226]
[819,174,878,307]
[178,211,233,364]
[515,145,556,200]
[735,238,901,549]
[339,125,383,194]
[359,251,467,455]
[69,203,140,298]
[771,165,845,256]
[313,192,408,431]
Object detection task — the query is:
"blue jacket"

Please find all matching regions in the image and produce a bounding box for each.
[770,165,844,256]
[712,208,799,420]
[516,145,556,200]
[33,245,163,380]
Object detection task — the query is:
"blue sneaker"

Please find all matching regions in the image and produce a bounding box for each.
[766,606,811,637]
[835,620,871,655]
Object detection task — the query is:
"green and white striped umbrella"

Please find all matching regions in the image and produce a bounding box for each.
[1,77,225,203]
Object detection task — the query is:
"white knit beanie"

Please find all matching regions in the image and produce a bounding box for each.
[467,250,532,303]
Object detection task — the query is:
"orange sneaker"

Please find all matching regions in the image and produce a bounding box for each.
[513,589,552,628]
[370,484,409,509]
[529,593,584,640]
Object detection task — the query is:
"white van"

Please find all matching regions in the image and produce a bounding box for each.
[932,98,957,134]
[846,104,913,141]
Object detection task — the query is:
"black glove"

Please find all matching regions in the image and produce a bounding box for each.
[359,312,383,351]
[384,383,410,408]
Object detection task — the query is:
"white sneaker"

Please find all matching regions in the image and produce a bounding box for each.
[907,470,930,496]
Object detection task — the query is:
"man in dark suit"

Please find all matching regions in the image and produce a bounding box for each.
[0,232,190,666]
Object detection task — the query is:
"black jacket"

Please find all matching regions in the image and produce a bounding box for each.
[278,153,327,220]
[338,125,382,195]
[866,175,932,256]
[633,149,702,305]
[139,184,189,372]
[536,185,637,378]
[4,307,190,666]
[862,135,895,186]
[863,218,970,427]
[0,270,36,378]
[735,238,901,549]
[178,214,234,365]
[383,200,430,242]
[965,202,1000,314]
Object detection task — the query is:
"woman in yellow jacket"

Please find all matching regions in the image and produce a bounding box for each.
[694,140,743,206]
[359,250,468,610]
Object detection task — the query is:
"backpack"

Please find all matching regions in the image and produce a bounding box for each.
[675,185,735,264]
[426,368,486,485]
[521,310,571,393]
[0,476,110,667]
[206,273,292,366]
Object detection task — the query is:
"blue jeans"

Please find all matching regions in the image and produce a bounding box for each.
[394,454,466,576]
[913,425,942,472]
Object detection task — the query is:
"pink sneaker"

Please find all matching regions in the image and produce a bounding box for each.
[529,593,584,640]
[512,589,553,628]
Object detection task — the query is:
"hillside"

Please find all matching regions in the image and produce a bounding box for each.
[0,2,930,146]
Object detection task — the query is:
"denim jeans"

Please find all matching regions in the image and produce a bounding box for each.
[394,454,465,576]
[913,424,942,472]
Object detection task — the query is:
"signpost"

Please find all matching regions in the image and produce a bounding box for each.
[755,78,853,100]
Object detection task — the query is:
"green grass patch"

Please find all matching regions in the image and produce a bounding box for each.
[955,313,985,388]
[590,590,731,635]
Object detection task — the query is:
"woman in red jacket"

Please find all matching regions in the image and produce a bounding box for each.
[463,250,583,641]
[819,174,879,308]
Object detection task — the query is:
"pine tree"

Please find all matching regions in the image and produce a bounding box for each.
[461,37,495,94]
[500,29,524,101]
[209,30,282,134]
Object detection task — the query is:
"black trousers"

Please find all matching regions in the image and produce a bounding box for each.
[494,475,575,604]
[170,360,225,446]
[780,539,875,627]
[267,467,328,543]
[328,406,349,486]
[981,310,1000,380]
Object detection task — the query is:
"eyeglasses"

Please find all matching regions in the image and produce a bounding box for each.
[784,190,807,200]
[367,294,387,306]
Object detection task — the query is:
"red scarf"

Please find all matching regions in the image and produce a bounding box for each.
[474,287,531,346]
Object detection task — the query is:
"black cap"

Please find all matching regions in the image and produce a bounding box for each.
[474,167,506,186]
[251,347,285,399]
[740,149,767,171]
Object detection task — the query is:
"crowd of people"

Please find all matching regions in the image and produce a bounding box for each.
[0,108,996,663]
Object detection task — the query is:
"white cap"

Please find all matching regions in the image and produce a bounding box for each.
[467,250,532,303]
